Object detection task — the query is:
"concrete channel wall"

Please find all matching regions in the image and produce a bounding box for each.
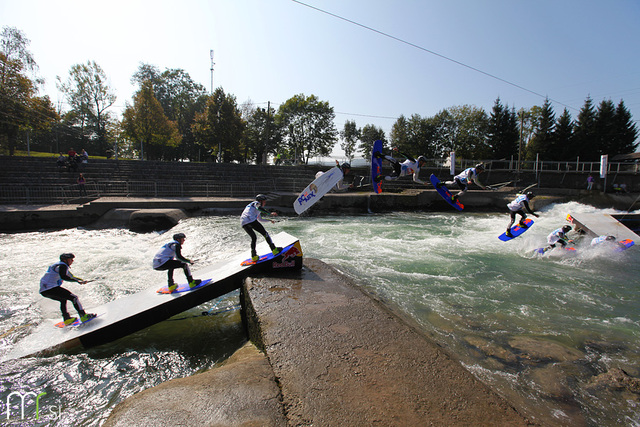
[1,188,639,232]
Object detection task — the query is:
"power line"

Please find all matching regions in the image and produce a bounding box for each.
[290,0,580,112]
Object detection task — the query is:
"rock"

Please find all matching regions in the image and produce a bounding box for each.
[103,342,286,427]
[587,368,640,394]
[528,365,573,399]
[508,337,583,363]
[128,209,187,232]
[463,335,518,364]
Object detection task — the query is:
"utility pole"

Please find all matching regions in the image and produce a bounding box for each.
[210,49,221,162]
[210,50,215,94]
[518,109,525,187]
[264,101,271,165]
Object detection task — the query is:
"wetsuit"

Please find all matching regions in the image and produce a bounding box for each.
[506,194,535,232]
[377,152,425,184]
[153,240,194,285]
[445,167,485,197]
[547,228,569,248]
[39,261,87,320]
[241,201,276,257]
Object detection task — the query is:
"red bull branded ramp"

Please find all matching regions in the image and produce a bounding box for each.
[5,232,302,360]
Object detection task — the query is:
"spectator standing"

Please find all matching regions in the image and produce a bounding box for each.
[586,175,594,190]
[77,173,87,196]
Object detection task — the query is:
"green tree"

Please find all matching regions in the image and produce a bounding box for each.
[612,100,639,155]
[390,114,438,157]
[594,99,617,157]
[57,60,116,156]
[122,81,181,160]
[444,105,490,159]
[526,98,555,160]
[359,124,386,159]
[243,103,281,164]
[192,87,245,163]
[276,94,337,164]
[340,120,360,162]
[487,98,518,160]
[431,109,456,157]
[0,26,58,155]
[554,108,574,160]
[573,96,598,161]
[132,64,209,160]
[516,106,542,164]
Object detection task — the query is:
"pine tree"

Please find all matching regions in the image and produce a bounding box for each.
[554,108,573,160]
[573,96,598,161]
[487,98,519,160]
[594,99,616,156]
[612,100,639,155]
[526,98,555,160]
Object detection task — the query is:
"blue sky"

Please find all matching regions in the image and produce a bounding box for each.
[2,0,639,157]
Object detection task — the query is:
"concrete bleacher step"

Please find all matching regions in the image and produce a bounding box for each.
[0,156,321,203]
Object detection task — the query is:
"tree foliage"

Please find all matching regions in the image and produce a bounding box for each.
[554,108,574,160]
[359,124,386,159]
[526,98,556,160]
[121,81,181,160]
[612,100,639,155]
[2,27,639,164]
[57,60,116,156]
[443,105,490,159]
[276,94,337,164]
[340,120,360,162]
[243,102,281,164]
[487,98,518,160]
[132,64,209,160]
[192,87,245,162]
[0,26,58,155]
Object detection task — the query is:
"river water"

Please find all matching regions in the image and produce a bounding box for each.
[0,202,638,425]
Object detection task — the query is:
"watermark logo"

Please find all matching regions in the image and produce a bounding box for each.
[3,389,60,422]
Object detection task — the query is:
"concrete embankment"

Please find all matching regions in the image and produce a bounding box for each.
[1,189,638,232]
[105,259,531,426]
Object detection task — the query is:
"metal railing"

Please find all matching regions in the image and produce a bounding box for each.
[0,177,318,204]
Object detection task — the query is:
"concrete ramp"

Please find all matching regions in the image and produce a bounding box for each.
[567,213,638,241]
[5,232,302,360]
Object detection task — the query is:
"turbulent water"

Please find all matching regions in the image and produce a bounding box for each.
[1,202,639,425]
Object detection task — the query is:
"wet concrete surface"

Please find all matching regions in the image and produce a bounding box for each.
[244,258,532,425]
[105,258,533,426]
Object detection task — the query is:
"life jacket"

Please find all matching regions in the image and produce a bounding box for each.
[507,194,529,211]
[39,261,66,293]
[153,240,178,269]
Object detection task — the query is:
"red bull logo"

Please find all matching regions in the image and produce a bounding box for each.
[272,243,302,268]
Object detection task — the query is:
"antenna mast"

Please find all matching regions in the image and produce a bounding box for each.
[210,49,215,94]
